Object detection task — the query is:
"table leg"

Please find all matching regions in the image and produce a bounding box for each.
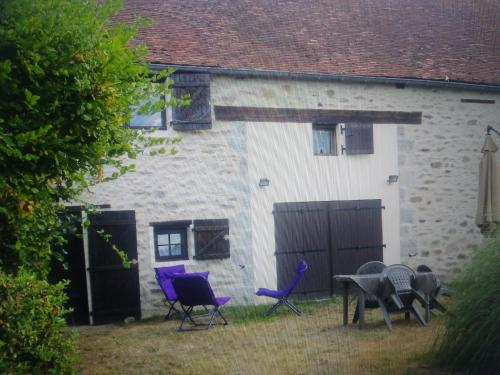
[424,293,430,323]
[358,289,365,330]
[342,282,348,325]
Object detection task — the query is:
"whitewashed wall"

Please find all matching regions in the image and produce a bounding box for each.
[84,74,500,315]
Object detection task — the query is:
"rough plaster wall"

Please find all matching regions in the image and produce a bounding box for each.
[214,76,500,279]
[83,118,253,317]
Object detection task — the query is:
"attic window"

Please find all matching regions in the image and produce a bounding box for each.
[171,72,212,131]
[128,84,166,129]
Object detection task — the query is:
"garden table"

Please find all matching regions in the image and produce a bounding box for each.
[333,272,438,330]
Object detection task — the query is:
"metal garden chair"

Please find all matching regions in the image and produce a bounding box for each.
[171,273,230,331]
[256,259,308,316]
[352,261,386,323]
[379,264,427,330]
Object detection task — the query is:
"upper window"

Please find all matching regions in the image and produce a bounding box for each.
[313,124,337,155]
[153,221,190,262]
[129,97,166,129]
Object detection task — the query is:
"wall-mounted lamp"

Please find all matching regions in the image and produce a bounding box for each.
[387,175,399,184]
[259,178,270,188]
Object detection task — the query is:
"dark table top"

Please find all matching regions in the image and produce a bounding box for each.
[334,272,438,297]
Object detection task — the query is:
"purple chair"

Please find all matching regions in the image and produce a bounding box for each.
[154,265,186,320]
[171,273,230,331]
[256,260,308,316]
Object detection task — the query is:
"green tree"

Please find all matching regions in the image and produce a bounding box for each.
[0,0,181,276]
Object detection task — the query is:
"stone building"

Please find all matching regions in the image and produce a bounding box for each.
[65,1,500,323]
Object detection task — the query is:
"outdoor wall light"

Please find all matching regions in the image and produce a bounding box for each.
[387,175,399,184]
[259,178,270,187]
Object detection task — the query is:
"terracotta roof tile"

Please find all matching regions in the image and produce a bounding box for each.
[117,0,500,85]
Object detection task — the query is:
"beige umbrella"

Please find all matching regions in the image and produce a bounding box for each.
[475,134,500,232]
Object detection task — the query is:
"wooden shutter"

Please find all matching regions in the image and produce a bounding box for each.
[193,219,230,260]
[345,122,374,155]
[172,72,211,131]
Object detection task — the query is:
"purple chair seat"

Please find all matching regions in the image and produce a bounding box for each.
[255,260,308,316]
[172,274,230,331]
[215,296,231,306]
[255,288,287,298]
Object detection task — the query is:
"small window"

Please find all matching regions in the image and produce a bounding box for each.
[313,124,337,155]
[129,97,166,129]
[153,221,189,262]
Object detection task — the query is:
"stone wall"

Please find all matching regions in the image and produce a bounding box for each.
[84,73,500,316]
[83,119,254,317]
[397,90,500,275]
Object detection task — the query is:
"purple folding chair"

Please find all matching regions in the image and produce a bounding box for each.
[154,265,186,320]
[171,273,230,331]
[256,260,308,316]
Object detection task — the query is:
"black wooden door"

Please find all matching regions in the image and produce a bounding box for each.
[273,200,384,296]
[329,200,384,292]
[274,202,331,298]
[87,211,141,324]
[49,210,89,325]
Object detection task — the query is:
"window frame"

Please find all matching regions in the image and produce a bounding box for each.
[127,95,167,130]
[313,124,337,156]
[152,221,190,262]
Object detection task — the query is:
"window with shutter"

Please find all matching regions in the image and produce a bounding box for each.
[313,124,337,155]
[171,72,212,131]
[193,219,230,260]
[152,221,190,262]
[344,122,374,155]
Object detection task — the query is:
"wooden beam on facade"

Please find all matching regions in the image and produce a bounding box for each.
[214,106,422,124]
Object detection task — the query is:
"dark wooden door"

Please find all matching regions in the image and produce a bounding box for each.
[329,200,384,292]
[273,200,384,296]
[87,210,141,324]
[274,202,331,298]
[49,210,89,325]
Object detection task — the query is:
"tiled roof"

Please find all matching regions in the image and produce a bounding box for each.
[117,0,500,85]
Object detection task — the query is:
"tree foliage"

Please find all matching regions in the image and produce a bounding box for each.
[0,0,180,275]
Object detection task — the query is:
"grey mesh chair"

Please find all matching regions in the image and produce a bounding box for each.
[416,264,446,313]
[379,264,427,330]
[353,261,386,323]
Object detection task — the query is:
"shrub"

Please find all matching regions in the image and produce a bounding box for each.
[431,236,500,374]
[0,270,76,374]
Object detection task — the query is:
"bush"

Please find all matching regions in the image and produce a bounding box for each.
[431,237,500,374]
[0,270,76,374]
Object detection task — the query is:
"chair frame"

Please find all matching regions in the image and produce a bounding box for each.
[256,260,308,316]
[172,274,230,331]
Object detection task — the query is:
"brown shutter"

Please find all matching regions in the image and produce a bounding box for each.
[193,219,229,260]
[345,123,374,155]
[172,72,211,131]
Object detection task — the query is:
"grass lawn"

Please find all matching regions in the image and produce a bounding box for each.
[76,298,446,375]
